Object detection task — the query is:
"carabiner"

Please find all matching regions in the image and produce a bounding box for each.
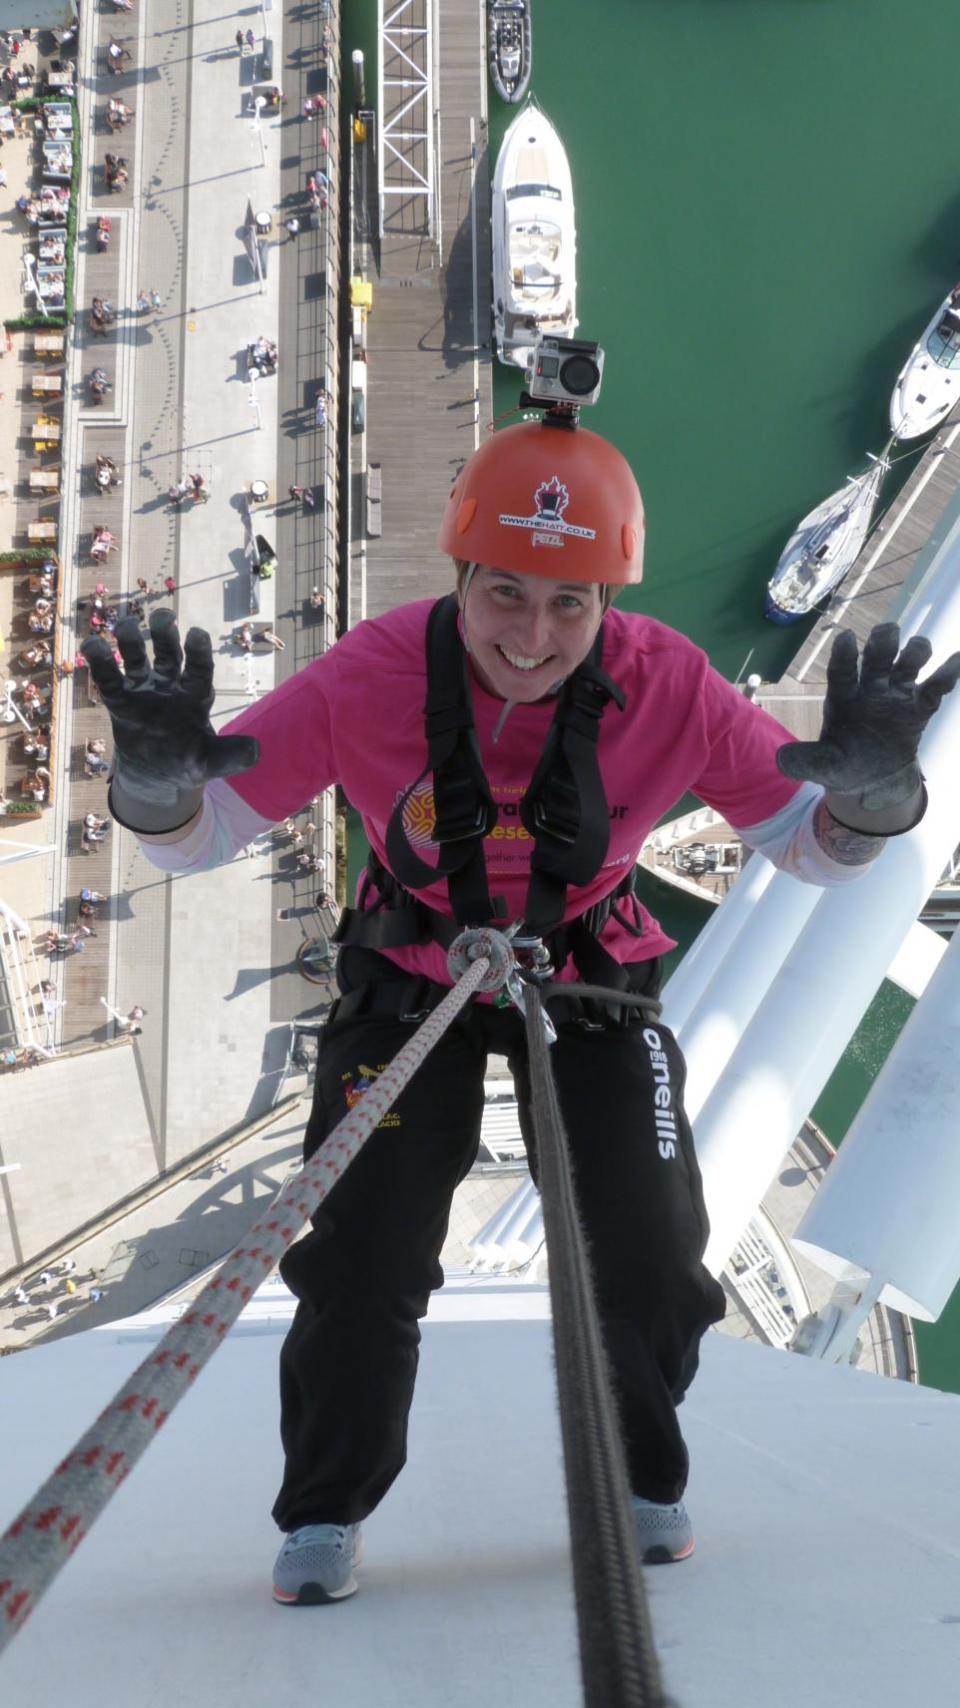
[504,965,557,1045]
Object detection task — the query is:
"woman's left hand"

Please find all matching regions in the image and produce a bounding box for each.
[777,623,960,805]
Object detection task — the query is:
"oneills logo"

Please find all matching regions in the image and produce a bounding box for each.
[643,1027,678,1160]
[499,475,597,549]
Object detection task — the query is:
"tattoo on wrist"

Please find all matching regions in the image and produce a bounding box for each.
[814,800,885,867]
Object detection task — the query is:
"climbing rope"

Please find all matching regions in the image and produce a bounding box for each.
[1,921,681,1708]
[523,980,682,1708]
[0,954,492,1654]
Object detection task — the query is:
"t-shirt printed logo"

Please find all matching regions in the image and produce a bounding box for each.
[341,1064,401,1128]
[498,474,597,550]
[397,778,436,848]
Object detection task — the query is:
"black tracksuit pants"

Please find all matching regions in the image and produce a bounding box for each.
[272,952,726,1532]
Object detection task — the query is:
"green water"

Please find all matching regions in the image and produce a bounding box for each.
[341,0,958,1383]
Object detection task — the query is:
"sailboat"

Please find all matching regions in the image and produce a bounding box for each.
[491,100,577,370]
[487,1,532,104]
[764,450,891,623]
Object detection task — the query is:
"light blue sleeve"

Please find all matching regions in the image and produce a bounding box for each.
[134,777,278,874]
[737,782,880,886]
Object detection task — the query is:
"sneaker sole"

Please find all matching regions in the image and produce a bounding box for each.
[641,1536,695,1565]
[272,1575,359,1606]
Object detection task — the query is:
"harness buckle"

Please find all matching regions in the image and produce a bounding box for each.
[500,929,557,1044]
[433,776,496,845]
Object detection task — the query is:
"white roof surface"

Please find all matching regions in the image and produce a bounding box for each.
[2,1276,959,1708]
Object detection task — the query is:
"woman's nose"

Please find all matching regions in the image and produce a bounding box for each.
[515,604,553,653]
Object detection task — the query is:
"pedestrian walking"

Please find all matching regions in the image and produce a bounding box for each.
[285,216,300,242]
[314,393,327,429]
[14,1285,29,1306]
[302,97,315,121]
[235,28,244,51]
[85,752,110,778]
[46,1301,59,1322]
[260,627,286,651]
[100,996,145,1033]
[65,1279,77,1297]
[244,28,255,49]
[310,586,325,613]
[150,288,162,313]
[163,575,176,594]
[89,1287,105,1304]
[39,1270,54,1289]
[57,1258,77,1274]
[136,289,150,313]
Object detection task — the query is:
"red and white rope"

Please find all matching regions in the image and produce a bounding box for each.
[0,956,490,1653]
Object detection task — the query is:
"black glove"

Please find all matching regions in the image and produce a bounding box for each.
[82,610,261,834]
[776,623,960,833]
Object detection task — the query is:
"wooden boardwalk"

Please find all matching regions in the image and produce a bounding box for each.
[778,412,960,694]
[349,0,494,622]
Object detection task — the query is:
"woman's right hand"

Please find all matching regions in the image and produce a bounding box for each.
[82,610,260,833]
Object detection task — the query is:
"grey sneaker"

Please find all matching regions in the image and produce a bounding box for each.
[632,1496,695,1564]
[272,1523,363,1605]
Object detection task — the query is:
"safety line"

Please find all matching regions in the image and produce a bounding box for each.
[0,957,490,1654]
[524,984,682,1708]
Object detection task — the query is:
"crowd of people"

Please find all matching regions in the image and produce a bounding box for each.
[2,7,339,1087]
[7,1255,109,1322]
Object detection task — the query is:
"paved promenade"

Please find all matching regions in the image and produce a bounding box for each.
[1,3,340,1297]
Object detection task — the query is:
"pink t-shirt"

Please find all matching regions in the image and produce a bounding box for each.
[222,600,801,985]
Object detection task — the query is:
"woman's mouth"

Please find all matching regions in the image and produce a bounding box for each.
[496,645,553,673]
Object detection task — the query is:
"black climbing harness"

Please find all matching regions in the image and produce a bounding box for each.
[334,595,647,991]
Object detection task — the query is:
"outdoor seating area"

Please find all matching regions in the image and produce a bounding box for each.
[0,556,59,820]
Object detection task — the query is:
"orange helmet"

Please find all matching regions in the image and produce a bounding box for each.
[437,419,645,584]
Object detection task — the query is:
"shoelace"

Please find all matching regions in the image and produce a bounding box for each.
[286,1525,347,1550]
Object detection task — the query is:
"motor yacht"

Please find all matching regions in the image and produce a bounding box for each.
[890,287,960,441]
[491,100,577,370]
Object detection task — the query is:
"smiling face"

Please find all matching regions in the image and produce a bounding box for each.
[458,564,605,701]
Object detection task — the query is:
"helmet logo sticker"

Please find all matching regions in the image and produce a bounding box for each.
[499,474,597,548]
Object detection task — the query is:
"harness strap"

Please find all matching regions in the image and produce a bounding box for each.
[332,854,642,987]
[384,597,502,928]
[383,595,626,935]
[520,660,626,935]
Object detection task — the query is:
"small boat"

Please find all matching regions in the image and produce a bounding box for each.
[890,286,960,441]
[487,1,532,104]
[764,452,890,624]
[491,100,577,370]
